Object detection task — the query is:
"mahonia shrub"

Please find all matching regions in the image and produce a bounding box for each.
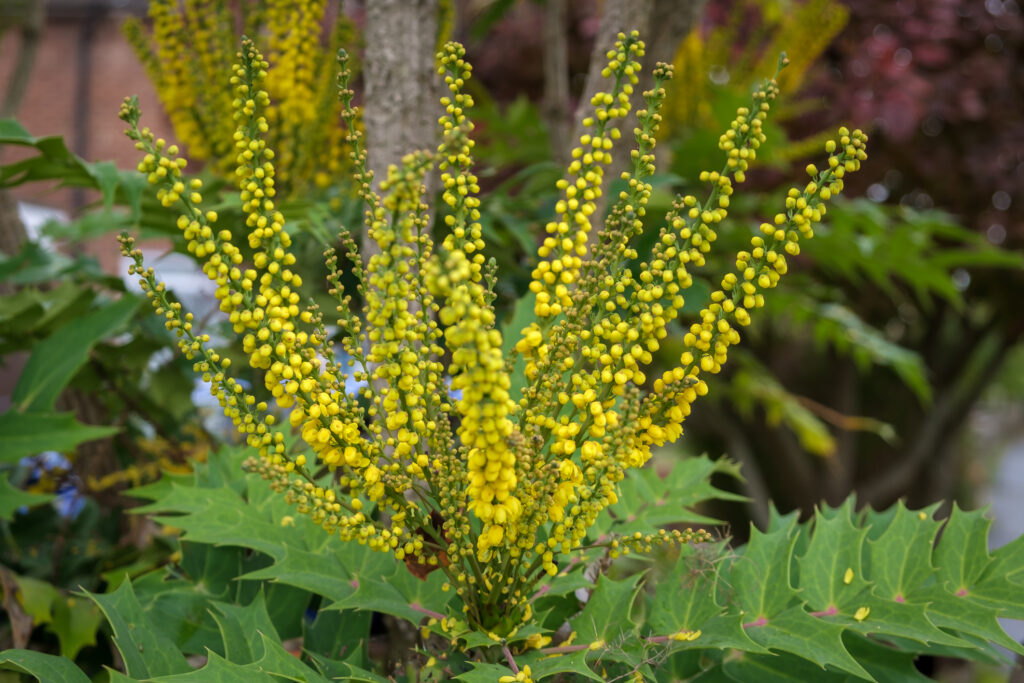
[123,0,357,194]
[112,31,878,669]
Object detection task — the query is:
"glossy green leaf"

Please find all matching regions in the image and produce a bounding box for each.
[327,561,450,624]
[11,295,140,412]
[150,650,276,683]
[863,501,941,602]
[742,606,870,679]
[303,606,371,665]
[649,546,720,628]
[915,585,1024,656]
[0,411,119,463]
[0,119,147,216]
[932,504,992,593]
[455,662,518,682]
[239,545,354,602]
[732,520,799,620]
[592,455,744,535]
[841,593,969,649]
[519,648,603,682]
[570,575,641,645]
[13,575,59,626]
[0,649,90,683]
[721,651,851,682]
[83,580,191,678]
[50,595,103,660]
[0,474,54,519]
[209,591,279,664]
[245,631,330,683]
[842,633,931,682]
[796,507,869,611]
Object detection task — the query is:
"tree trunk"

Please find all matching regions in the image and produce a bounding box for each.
[362,0,439,258]
[541,0,570,167]
[1,0,44,119]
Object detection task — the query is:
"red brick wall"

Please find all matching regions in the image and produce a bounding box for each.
[1,12,175,271]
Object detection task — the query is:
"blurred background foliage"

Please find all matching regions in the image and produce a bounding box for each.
[1,0,1023,676]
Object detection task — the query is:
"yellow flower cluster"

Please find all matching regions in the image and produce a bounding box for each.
[635,128,868,455]
[529,35,643,319]
[430,43,521,552]
[123,0,355,195]
[119,34,865,640]
[666,0,847,138]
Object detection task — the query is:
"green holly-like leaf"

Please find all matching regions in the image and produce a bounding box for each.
[863,501,942,602]
[0,649,90,683]
[50,595,103,660]
[0,411,118,463]
[519,647,604,682]
[135,483,293,559]
[303,606,372,666]
[932,504,992,594]
[570,574,641,646]
[840,593,969,649]
[639,496,1024,681]
[796,506,869,612]
[985,529,1024,586]
[969,532,1024,619]
[742,606,871,679]
[455,662,517,682]
[127,571,223,656]
[842,632,932,683]
[209,591,280,664]
[327,560,450,623]
[82,580,191,678]
[721,651,852,682]
[148,650,277,683]
[10,295,140,412]
[592,456,744,536]
[0,473,55,519]
[915,584,1024,656]
[244,631,331,683]
[732,519,799,621]
[240,544,357,602]
[648,545,724,635]
[12,575,59,626]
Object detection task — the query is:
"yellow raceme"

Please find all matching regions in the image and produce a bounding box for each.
[123,0,354,195]
[119,33,865,636]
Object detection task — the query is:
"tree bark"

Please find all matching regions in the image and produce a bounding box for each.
[362,0,440,258]
[541,0,570,167]
[1,0,44,119]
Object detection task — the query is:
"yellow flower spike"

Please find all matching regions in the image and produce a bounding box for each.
[854,606,870,622]
[436,42,486,285]
[635,128,866,455]
[528,32,646,322]
[844,567,854,585]
[125,0,353,192]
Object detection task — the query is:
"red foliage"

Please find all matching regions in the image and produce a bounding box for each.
[809,0,1024,241]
